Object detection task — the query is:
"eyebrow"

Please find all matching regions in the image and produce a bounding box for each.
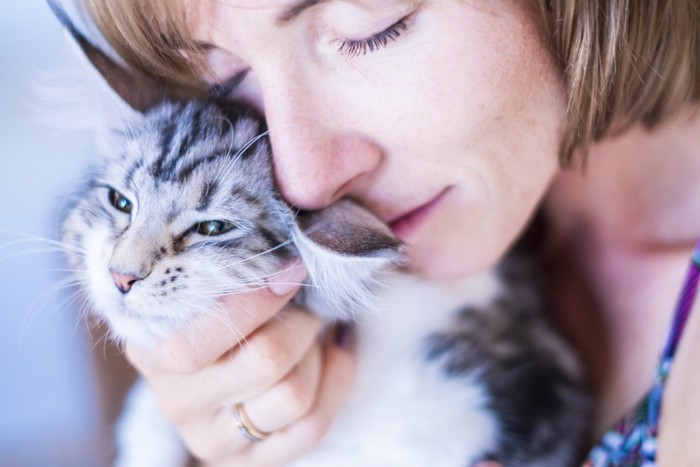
[276,0,331,24]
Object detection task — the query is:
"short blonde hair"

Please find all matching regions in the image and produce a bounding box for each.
[80,0,700,165]
[79,0,203,87]
[539,0,700,164]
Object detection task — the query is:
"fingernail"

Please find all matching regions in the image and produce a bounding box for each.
[268,260,306,296]
[333,322,355,350]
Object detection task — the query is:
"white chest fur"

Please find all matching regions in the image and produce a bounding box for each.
[291,271,503,467]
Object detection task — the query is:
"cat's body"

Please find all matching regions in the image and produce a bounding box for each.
[291,269,587,467]
[51,2,590,465]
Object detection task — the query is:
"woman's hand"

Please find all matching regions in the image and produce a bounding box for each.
[124,264,356,466]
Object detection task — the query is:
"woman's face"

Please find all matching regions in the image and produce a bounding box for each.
[191,0,565,278]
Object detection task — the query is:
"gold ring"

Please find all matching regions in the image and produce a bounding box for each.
[232,403,271,442]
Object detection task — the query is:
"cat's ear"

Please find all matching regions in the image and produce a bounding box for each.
[46,0,183,114]
[291,200,403,319]
[295,200,401,258]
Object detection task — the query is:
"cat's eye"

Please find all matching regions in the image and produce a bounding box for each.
[194,220,236,236]
[108,188,132,214]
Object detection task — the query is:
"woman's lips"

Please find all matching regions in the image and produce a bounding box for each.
[388,187,451,240]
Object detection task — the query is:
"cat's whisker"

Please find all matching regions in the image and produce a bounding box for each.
[43,267,92,275]
[65,289,96,342]
[0,242,73,256]
[94,331,113,362]
[69,305,105,353]
[193,118,236,189]
[0,232,87,258]
[172,297,249,350]
[74,293,95,327]
[232,130,270,161]
[19,276,91,346]
[229,274,306,292]
[173,273,282,300]
[210,128,269,188]
[88,321,123,359]
[36,275,90,298]
[177,243,294,280]
[0,228,57,243]
[166,265,309,299]
[214,239,294,270]
[0,247,78,266]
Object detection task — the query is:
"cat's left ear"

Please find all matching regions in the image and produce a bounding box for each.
[291,200,403,318]
[46,0,195,114]
[294,200,401,258]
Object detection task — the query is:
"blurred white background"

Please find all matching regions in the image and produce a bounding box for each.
[0,1,109,465]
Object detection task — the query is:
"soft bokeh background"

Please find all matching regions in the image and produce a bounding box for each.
[0,1,112,465]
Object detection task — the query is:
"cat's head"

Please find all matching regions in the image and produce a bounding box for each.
[62,100,300,345]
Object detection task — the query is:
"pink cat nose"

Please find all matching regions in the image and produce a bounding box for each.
[111,270,141,294]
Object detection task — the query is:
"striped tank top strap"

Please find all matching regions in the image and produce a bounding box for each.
[661,239,700,361]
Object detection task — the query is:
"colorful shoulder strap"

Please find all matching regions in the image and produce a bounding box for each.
[586,239,700,467]
[661,239,700,361]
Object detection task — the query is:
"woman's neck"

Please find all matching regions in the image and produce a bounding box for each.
[542,109,700,434]
[547,108,700,251]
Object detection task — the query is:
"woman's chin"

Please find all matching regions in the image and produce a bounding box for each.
[402,243,500,281]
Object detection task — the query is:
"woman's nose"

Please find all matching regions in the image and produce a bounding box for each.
[271,126,382,210]
[255,73,382,210]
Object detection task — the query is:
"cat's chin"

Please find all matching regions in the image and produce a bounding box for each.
[105,310,174,349]
[84,278,166,347]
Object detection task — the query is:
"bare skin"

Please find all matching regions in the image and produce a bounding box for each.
[545,111,700,462]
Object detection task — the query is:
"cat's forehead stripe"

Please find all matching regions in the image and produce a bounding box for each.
[143,103,263,185]
[176,153,231,184]
[123,157,145,190]
[173,107,206,162]
[232,186,264,208]
[150,105,208,181]
[196,179,219,212]
[152,122,179,178]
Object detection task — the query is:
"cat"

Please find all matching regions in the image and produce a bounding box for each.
[49,2,590,466]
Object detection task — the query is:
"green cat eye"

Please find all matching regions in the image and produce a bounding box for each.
[194,220,236,236]
[108,188,132,214]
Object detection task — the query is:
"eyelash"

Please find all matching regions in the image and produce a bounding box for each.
[337,16,410,57]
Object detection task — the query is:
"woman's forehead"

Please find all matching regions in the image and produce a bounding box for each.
[196,0,395,14]
[191,0,404,35]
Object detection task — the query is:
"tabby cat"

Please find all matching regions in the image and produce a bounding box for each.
[49,2,590,466]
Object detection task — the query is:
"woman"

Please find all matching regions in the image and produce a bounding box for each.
[78,0,700,465]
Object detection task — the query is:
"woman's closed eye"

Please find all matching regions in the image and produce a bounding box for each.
[336,13,414,57]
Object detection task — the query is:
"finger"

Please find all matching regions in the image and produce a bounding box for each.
[145,307,323,423]
[127,261,307,375]
[179,342,323,462]
[239,338,322,433]
[244,323,357,465]
[178,402,253,462]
